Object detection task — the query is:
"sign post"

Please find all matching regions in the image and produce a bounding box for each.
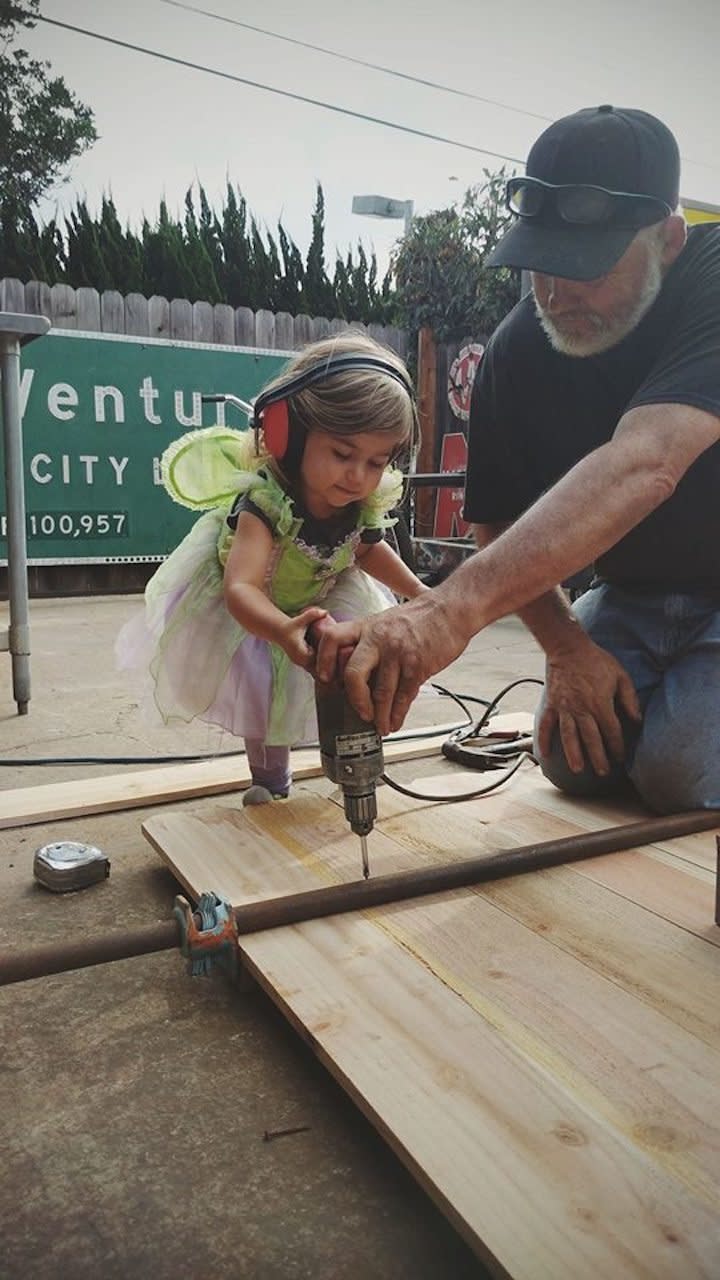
[1,312,51,714]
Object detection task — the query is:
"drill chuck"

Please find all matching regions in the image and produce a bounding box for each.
[313,654,384,877]
[340,786,378,838]
[319,724,384,837]
[316,682,384,834]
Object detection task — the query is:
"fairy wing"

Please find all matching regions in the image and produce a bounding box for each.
[161,426,261,510]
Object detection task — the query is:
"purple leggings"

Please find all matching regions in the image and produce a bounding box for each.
[244,739,292,796]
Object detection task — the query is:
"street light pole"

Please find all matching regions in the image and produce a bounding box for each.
[1,312,51,714]
[351,194,414,237]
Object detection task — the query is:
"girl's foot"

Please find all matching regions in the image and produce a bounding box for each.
[242,785,289,806]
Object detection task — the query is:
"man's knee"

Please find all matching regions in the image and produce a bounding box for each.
[534,724,630,799]
[630,739,720,812]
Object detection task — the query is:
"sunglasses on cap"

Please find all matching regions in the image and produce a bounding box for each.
[505,176,672,228]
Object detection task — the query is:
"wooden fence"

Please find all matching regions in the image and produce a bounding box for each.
[0,278,408,357]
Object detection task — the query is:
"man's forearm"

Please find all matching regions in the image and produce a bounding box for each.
[516,589,588,656]
[471,522,586,657]
[438,439,667,632]
[440,400,720,637]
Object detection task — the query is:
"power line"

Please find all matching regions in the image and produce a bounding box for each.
[148,1,720,176]
[155,0,552,125]
[37,16,525,166]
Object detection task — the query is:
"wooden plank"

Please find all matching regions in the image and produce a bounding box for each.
[50,284,77,329]
[143,792,720,1278]
[516,772,718,872]
[101,290,125,333]
[416,326,437,536]
[125,292,150,336]
[0,280,409,354]
[0,278,26,311]
[274,312,294,351]
[373,776,720,1047]
[235,791,720,1199]
[388,325,409,359]
[169,298,192,341]
[394,773,719,942]
[0,725,457,831]
[293,313,312,348]
[148,294,170,338]
[255,308,275,349]
[192,300,214,343]
[312,316,331,339]
[24,280,52,318]
[75,286,101,331]
[234,306,255,346]
[213,303,235,346]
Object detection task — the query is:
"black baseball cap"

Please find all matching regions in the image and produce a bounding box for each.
[486,105,680,281]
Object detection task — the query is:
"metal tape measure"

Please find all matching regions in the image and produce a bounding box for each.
[33,841,111,893]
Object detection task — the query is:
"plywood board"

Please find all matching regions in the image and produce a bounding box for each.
[144,770,720,1278]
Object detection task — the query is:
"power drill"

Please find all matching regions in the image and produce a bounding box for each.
[309,624,384,879]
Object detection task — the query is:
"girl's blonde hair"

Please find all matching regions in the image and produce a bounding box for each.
[258,331,417,464]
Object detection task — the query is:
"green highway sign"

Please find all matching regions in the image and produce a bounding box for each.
[0,330,289,565]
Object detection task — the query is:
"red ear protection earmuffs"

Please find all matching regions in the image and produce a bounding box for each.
[251,354,418,463]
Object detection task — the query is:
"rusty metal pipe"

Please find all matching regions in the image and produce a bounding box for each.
[1,807,718,987]
[715,835,720,927]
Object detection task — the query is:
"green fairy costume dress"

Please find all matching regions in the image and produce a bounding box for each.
[116,426,403,745]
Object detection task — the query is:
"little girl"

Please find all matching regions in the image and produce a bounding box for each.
[117,332,427,803]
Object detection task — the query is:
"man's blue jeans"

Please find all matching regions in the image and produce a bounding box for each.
[535,583,720,813]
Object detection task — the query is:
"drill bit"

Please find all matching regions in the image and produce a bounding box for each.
[360,834,370,880]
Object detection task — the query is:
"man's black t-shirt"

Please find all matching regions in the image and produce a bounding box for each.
[463,224,720,589]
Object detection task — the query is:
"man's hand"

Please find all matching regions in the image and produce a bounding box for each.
[537,635,642,775]
[315,595,470,736]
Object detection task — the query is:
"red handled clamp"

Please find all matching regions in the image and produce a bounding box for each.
[173,891,239,978]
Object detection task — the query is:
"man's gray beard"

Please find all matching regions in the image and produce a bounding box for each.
[534,250,664,358]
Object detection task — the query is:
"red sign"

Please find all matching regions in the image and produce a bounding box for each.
[447,343,484,421]
[433,432,469,538]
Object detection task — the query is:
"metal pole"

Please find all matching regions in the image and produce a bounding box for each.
[1,333,30,713]
[715,835,720,926]
[403,200,414,236]
[0,313,50,714]
[0,806,718,986]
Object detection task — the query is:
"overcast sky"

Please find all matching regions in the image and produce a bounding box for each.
[26,0,720,274]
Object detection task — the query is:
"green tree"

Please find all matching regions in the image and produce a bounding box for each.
[217,183,252,307]
[95,195,145,294]
[183,187,222,302]
[0,0,97,211]
[1,166,394,327]
[304,184,335,317]
[391,169,520,342]
[0,204,63,281]
[141,200,197,300]
[276,223,304,314]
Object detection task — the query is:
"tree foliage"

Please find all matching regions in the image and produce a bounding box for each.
[0,147,520,338]
[0,179,396,323]
[391,169,520,342]
[0,0,97,212]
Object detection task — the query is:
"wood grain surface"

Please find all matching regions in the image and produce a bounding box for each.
[143,768,720,1279]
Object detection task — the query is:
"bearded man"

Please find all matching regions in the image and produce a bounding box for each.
[318,105,720,813]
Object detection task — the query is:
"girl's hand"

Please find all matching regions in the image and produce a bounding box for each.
[277,606,329,669]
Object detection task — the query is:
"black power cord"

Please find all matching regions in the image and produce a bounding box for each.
[381,750,530,803]
[380,677,543,804]
[0,717,470,768]
[0,678,543,813]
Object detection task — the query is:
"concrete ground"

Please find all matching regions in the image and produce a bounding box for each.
[0,595,544,1280]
